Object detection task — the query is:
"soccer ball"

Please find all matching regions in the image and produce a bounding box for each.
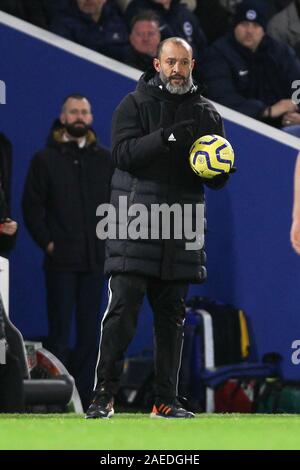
[189,134,235,179]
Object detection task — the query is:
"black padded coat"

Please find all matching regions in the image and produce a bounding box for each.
[105,71,226,282]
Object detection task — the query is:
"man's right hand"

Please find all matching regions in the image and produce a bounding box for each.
[46,241,55,255]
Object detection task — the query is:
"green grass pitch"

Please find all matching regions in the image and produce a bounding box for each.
[1,413,300,450]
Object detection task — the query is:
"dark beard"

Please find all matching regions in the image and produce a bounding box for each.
[65,122,90,138]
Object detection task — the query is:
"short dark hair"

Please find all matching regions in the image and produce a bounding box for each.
[157,37,193,60]
[130,10,160,31]
[61,94,90,112]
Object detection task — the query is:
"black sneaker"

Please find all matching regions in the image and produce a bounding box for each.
[150,401,195,419]
[85,393,114,419]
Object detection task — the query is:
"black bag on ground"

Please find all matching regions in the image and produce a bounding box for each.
[185,296,250,366]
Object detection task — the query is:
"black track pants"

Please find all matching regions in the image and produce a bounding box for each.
[95,273,188,403]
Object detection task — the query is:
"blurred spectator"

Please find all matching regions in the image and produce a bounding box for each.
[0,0,67,29]
[268,0,300,58]
[0,0,25,19]
[178,0,196,9]
[263,0,293,17]
[0,133,17,256]
[51,0,128,61]
[195,0,232,43]
[22,95,113,410]
[124,0,206,63]
[218,0,289,16]
[217,0,242,16]
[116,0,132,12]
[202,0,300,135]
[218,0,292,21]
[22,0,69,29]
[117,0,196,12]
[123,12,161,71]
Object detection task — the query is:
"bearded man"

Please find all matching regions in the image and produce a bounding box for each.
[86,38,232,420]
[22,94,113,411]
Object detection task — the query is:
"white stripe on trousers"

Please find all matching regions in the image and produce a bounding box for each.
[93,276,112,390]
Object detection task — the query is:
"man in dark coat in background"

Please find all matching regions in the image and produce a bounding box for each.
[125,0,207,64]
[0,0,66,29]
[86,37,232,420]
[202,0,300,135]
[122,11,161,71]
[0,133,22,413]
[0,133,17,256]
[51,0,128,61]
[22,95,113,410]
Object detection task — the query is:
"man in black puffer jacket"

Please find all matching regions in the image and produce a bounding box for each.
[86,38,232,420]
[22,94,113,411]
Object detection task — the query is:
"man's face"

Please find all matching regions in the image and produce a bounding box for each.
[234,21,265,51]
[60,98,93,138]
[153,41,194,94]
[130,20,161,57]
[76,0,106,16]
